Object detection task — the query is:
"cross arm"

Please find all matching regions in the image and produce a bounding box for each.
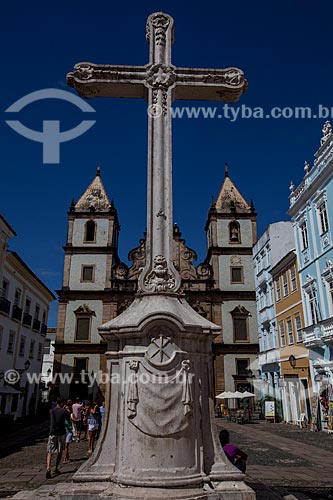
[67,62,148,99]
[174,67,248,103]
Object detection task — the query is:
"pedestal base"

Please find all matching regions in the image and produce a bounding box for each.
[12,480,256,500]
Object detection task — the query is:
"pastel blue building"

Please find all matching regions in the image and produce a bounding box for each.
[288,121,333,431]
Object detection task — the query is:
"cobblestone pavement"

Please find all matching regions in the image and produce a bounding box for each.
[1,418,333,499]
[216,420,333,499]
[0,418,90,498]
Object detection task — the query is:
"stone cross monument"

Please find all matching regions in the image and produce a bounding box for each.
[66,12,255,500]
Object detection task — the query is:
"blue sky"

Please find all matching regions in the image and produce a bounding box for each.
[1,1,333,325]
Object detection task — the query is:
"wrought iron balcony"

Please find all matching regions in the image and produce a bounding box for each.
[12,305,22,321]
[22,313,32,327]
[33,319,41,331]
[0,297,11,315]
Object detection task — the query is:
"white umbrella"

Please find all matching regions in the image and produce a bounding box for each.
[240,391,255,398]
[232,391,245,398]
[216,391,235,399]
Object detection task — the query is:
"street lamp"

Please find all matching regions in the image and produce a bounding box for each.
[289,355,296,369]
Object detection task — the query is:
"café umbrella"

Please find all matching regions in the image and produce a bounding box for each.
[216,391,235,399]
[240,391,255,398]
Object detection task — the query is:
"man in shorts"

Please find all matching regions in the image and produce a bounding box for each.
[46,398,69,478]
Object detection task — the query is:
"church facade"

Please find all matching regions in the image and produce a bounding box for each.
[54,166,258,401]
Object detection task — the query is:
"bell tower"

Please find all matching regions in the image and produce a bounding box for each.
[205,164,258,395]
[54,167,120,401]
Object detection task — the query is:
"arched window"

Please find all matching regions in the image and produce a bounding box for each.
[84,220,96,242]
[229,221,241,243]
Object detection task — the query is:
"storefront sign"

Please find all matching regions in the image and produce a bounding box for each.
[265,401,275,419]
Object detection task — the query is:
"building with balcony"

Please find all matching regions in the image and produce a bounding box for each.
[288,121,333,431]
[271,250,311,425]
[0,215,55,418]
[40,327,56,402]
[253,221,294,411]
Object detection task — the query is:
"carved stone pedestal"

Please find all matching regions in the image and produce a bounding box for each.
[13,294,255,500]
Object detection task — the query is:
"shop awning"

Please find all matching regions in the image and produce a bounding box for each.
[0,385,21,395]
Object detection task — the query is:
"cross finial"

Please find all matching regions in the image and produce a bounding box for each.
[225,162,229,178]
[96,166,101,176]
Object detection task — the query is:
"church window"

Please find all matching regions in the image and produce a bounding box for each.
[236,358,249,375]
[231,267,243,283]
[318,202,329,234]
[75,317,91,341]
[300,221,309,250]
[82,266,94,282]
[84,220,96,242]
[74,357,88,376]
[231,306,250,342]
[229,221,241,243]
[74,304,95,342]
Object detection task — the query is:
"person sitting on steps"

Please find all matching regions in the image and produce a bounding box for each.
[219,429,248,473]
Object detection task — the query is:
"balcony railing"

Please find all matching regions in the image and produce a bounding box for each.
[41,323,47,334]
[321,318,333,344]
[303,318,333,347]
[0,297,11,315]
[12,305,23,321]
[33,319,41,331]
[22,313,32,327]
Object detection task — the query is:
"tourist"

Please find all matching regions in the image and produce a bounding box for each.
[72,397,83,442]
[86,401,99,454]
[99,401,105,433]
[46,398,70,479]
[63,404,73,464]
[81,401,88,440]
[219,429,248,473]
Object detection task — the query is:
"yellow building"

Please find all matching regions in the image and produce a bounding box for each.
[271,250,312,425]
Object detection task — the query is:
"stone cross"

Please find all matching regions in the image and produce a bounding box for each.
[67,12,247,294]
